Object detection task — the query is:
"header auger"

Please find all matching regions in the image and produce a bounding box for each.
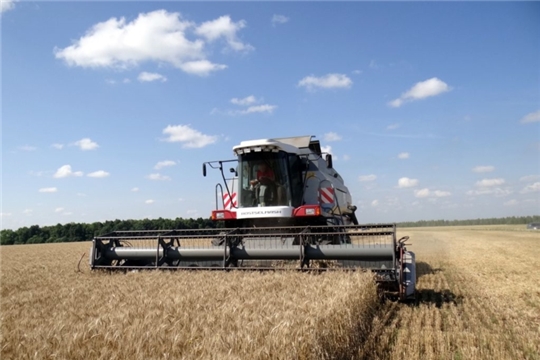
[90,135,416,301]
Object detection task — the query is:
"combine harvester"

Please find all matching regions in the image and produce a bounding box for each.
[90,136,416,300]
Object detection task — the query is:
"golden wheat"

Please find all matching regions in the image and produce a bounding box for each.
[1,226,539,359]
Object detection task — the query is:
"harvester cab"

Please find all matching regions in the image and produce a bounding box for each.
[207,136,357,230]
[90,135,417,301]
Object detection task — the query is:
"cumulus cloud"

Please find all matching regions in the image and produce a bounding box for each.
[87,170,110,178]
[371,200,379,207]
[520,175,540,182]
[298,73,352,91]
[520,182,540,194]
[389,77,451,108]
[131,187,140,192]
[39,187,58,193]
[475,178,505,187]
[145,199,155,204]
[55,207,65,213]
[323,132,342,142]
[162,124,217,148]
[73,138,99,150]
[1,0,16,13]
[54,165,84,178]
[54,10,245,76]
[225,96,276,115]
[520,110,540,124]
[231,95,257,106]
[154,160,176,170]
[415,188,451,198]
[177,60,227,76]
[138,72,167,82]
[472,165,495,173]
[271,14,289,26]
[398,177,418,188]
[398,152,410,159]
[147,173,171,181]
[359,174,377,182]
[51,143,64,149]
[195,15,253,52]
[466,188,513,197]
[240,104,277,115]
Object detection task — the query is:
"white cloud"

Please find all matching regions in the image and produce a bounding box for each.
[271,14,289,26]
[131,187,140,192]
[54,10,236,76]
[154,160,176,170]
[177,60,227,76]
[466,187,513,197]
[51,143,64,150]
[520,182,540,194]
[73,138,99,150]
[342,155,350,161]
[520,110,540,124]
[147,173,171,181]
[386,124,400,130]
[145,199,154,204]
[18,145,37,151]
[241,104,277,114]
[231,95,257,106]
[520,175,540,182]
[123,78,131,83]
[195,15,253,52]
[352,70,362,75]
[55,207,65,213]
[359,174,377,182]
[39,187,58,193]
[162,124,217,148]
[138,72,167,82]
[298,73,352,91]
[323,132,342,142]
[321,145,333,155]
[371,200,379,207]
[77,193,87,197]
[389,77,451,108]
[433,190,451,197]
[504,199,518,206]
[398,152,410,159]
[22,209,33,215]
[398,177,418,188]
[415,188,451,198]
[54,165,84,178]
[0,212,12,217]
[87,170,110,178]
[414,188,430,198]
[1,0,16,13]
[472,165,495,173]
[475,178,505,187]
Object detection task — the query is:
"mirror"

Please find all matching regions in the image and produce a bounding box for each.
[202,163,207,177]
[326,154,333,169]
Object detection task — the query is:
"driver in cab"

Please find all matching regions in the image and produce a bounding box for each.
[250,161,275,187]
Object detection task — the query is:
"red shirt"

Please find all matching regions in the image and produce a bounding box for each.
[257,168,274,180]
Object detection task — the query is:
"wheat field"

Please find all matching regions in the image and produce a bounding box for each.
[1,226,539,359]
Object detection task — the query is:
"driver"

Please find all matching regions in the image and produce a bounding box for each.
[250,161,275,186]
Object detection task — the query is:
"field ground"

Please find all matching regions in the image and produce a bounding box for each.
[1,225,539,359]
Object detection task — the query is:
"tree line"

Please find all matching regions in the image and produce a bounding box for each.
[1,215,538,245]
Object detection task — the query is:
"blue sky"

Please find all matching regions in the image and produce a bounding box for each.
[2,1,539,230]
